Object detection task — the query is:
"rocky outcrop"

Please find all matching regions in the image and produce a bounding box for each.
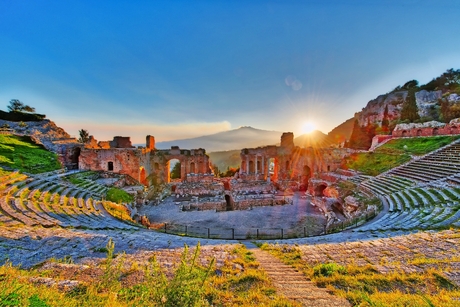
[357,91,406,126]
[415,90,442,118]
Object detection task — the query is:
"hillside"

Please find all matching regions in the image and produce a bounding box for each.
[156,126,283,152]
[0,134,61,173]
[325,117,355,145]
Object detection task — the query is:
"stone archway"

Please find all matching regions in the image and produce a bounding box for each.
[71,147,81,170]
[314,183,328,196]
[433,128,439,136]
[139,167,147,185]
[416,129,422,136]
[108,161,114,171]
[225,194,233,211]
[402,130,408,137]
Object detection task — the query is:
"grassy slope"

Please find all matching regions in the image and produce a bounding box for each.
[0,134,61,173]
[0,244,297,307]
[261,242,460,307]
[343,136,460,176]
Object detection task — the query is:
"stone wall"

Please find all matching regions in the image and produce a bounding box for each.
[392,118,460,137]
[79,134,213,186]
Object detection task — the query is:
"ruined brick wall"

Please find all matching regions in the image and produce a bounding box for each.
[392,119,460,137]
[110,136,133,148]
[79,148,148,183]
[239,133,352,185]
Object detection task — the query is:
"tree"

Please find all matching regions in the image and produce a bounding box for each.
[170,162,181,179]
[78,129,90,143]
[381,105,390,133]
[400,88,420,122]
[7,99,35,113]
[347,119,371,150]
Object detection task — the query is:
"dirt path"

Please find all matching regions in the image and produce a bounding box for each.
[250,247,351,307]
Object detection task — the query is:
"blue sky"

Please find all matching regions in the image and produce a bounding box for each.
[1,0,459,143]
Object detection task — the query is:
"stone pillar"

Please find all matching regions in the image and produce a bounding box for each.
[261,156,265,174]
[255,156,258,174]
[246,158,249,174]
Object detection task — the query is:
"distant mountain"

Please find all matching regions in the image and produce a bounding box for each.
[294,130,331,148]
[155,126,283,152]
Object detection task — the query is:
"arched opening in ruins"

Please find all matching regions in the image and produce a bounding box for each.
[300,165,311,191]
[285,160,290,171]
[190,162,196,173]
[225,194,233,211]
[108,161,114,171]
[154,162,160,171]
[402,130,408,137]
[71,147,81,170]
[417,129,422,136]
[248,160,255,173]
[168,159,181,183]
[433,128,439,136]
[139,167,147,185]
[314,183,327,197]
[268,157,277,181]
[257,160,262,173]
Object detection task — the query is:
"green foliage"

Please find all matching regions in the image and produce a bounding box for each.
[170,161,181,179]
[400,88,420,122]
[0,110,46,122]
[7,99,35,113]
[313,263,347,277]
[0,135,61,173]
[106,188,134,204]
[28,294,50,307]
[208,150,241,172]
[77,129,90,143]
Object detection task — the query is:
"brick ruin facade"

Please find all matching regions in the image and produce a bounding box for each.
[239,132,352,190]
[392,119,460,138]
[79,135,212,185]
[78,132,354,212]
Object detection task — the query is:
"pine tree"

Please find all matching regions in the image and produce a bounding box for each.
[381,105,390,133]
[400,88,420,122]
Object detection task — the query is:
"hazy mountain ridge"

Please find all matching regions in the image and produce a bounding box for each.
[155,126,283,152]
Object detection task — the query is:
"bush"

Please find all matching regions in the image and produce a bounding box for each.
[106,187,134,204]
[0,110,46,122]
[313,263,347,277]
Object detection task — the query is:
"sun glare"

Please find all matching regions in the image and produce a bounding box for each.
[301,122,316,134]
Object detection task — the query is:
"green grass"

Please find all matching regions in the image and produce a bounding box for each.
[342,152,411,176]
[0,242,297,306]
[0,135,61,174]
[378,135,460,156]
[260,243,460,307]
[342,136,460,176]
[106,188,134,204]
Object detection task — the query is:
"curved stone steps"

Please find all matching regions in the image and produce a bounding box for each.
[36,201,73,228]
[430,207,460,228]
[0,196,39,226]
[21,200,60,227]
[250,248,350,307]
[407,189,429,206]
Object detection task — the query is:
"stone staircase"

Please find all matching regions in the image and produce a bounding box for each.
[250,247,350,307]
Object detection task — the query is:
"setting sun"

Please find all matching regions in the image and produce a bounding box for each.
[301,121,316,134]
